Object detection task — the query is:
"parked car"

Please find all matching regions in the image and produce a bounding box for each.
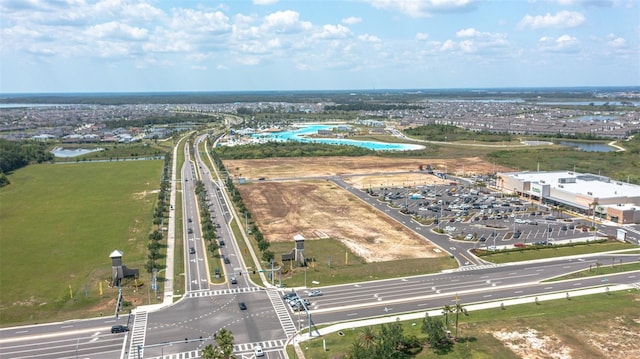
[111,325,129,333]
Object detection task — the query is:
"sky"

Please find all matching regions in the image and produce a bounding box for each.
[1,0,639,93]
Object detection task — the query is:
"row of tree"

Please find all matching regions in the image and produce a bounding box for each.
[146,151,172,273]
[211,149,274,263]
[194,179,221,257]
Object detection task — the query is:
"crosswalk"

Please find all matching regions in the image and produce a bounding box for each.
[143,339,286,359]
[265,288,298,339]
[187,286,262,298]
[456,263,500,272]
[127,311,148,359]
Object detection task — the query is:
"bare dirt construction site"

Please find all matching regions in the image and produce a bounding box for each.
[226,156,508,263]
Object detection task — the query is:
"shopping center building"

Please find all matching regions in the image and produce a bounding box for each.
[497,171,640,225]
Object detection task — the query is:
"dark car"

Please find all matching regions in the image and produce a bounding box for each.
[111,325,129,333]
[219,239,225,246]
[187,228,193,234]
[224,256,231,264]
[283,292,298,300]
[238,302,247,310]
[188,218,192,223]
[189,247,195,254]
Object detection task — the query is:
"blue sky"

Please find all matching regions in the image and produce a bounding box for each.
[1,0,638,93]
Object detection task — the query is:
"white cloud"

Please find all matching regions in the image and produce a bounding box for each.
[416,32,429,41]
[342,16,362,25]
[456,28,482,37]
[170,8,231,34]
[607,33,626,48]
[538,34,580,52]
[313,24,352,39]
[358,34,381,42]
[262,10,312,33]
[555,0,613,6]
[367,0,481,18]
[253,0,279,4]
[86,22,149,40]
[518,11,585,29]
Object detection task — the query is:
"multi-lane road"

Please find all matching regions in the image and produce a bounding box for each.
[2,138,639,359]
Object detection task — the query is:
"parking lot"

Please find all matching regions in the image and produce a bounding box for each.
[368,179,597,250]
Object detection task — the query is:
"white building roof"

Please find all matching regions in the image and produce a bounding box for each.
[507,171,640,199]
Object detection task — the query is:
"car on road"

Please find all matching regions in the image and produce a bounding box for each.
[283,291,297,300]
[254,345,264,357]
[223,256,231,264]
[189,247,195,254]
[219,239,225,246]
[188,218,192,223]
[238,302,247,310]
[111,325,129,333]
[308,290,322,297]
[258,177,266,181]
[230,275,237,284]
[187,228,193,234]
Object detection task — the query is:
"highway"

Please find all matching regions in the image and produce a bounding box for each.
[1,135,639,359]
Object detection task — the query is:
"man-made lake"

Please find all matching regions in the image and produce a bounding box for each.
[252,124,425,151]
[51,147,104,157]
[559,141,615,152]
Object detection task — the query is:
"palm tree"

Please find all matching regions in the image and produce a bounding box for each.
[441,305,453,331]
[453,303,469,341]
[215,328,235,359]
[589,200,599,228]
[359,326,376,350]
[200,344,216,359]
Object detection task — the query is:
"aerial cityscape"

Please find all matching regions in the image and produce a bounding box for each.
[1,1,640,359]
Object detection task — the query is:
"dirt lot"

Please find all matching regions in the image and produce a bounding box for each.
[227,156,508,263]
[227,156,507,180]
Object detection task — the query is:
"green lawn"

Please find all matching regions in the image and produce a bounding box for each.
[0,160,162,324]
[269,239,457,287]
[476,241,636,264]
[294,290,640,358]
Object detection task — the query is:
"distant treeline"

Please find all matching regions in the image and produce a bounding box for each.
[213,141,375,159]
[404,124,514,142]
[104,115,219,129]
[0,139,54,187]
[4,87,635,106]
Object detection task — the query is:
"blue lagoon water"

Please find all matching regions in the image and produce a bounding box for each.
[252,124,424,151]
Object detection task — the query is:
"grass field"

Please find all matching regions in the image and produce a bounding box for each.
[0,160,162,325]
[477,241,636,264]
[268,239,457,287]
[294,290,640,358]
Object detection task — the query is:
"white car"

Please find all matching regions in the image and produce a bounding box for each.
[308,290,322,297]
[254,345,264,357]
